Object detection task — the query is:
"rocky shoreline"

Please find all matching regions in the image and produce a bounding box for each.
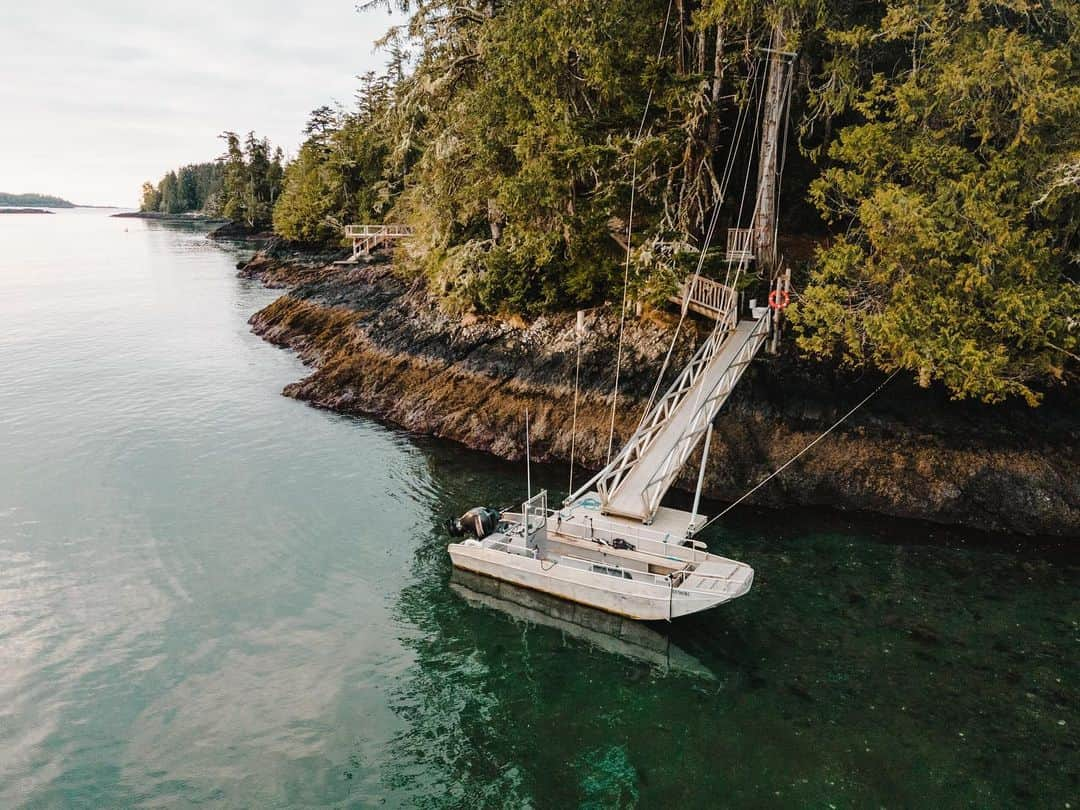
[111,211,227,222]
[112,213,276,240]
[240,241,1078,537]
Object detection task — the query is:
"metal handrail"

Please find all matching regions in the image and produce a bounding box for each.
[547,508,709,564]
[568,317,737,507]
[640,311,771,517]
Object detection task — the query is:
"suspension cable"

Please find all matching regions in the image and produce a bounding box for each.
[634,57,765,431]
[694,370,900,535]
[616,58,766,468]
[606,0,676,464]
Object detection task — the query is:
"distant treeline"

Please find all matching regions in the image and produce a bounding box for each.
[140,132,284,228]
[0,192,74,208]
[140,163,224,215]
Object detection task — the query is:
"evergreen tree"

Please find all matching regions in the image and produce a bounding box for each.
[789,0,1080,403]
[219,131,248,223]
[158,171,182,214]
[211,131,284,228]
[266,0,1077,402]
[178,166,200,212]
[140,181,161,212]
[273,105,392,242]
[140,162,225,214]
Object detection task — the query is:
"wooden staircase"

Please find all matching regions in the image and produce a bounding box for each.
[336,224,413,264]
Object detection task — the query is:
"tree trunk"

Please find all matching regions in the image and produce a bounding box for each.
[707,24,725,151]
[674,0,686,74]
[695,25,707,74]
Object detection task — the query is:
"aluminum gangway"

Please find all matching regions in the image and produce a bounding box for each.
[569,303,771,527]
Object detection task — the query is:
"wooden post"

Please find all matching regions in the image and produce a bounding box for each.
[753,20,792,277]
[768,267,792,355]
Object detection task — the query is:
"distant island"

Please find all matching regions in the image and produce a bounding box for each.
[0,192,75,208]
[0,207,54,214]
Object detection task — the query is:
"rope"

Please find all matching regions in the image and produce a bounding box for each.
[637,55,765,437]
[635,58,765,430]
[695,370,900,534]
[607,0,676,464]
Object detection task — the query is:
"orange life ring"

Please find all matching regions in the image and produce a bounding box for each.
[768,289,790,310]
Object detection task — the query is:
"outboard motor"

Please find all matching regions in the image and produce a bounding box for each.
[446,507,500,540]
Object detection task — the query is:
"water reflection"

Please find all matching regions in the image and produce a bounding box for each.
[449,569,716,680]
[384,438,1078,807]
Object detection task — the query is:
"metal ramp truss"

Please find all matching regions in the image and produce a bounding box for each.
[580,310,772,525]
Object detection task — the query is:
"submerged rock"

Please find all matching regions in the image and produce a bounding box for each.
[241,247,1079,538]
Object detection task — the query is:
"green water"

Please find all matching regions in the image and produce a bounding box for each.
[0,210,1075,808]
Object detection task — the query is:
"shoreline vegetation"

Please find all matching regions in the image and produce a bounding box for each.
[0,207,54,214]
[135,133,283,231]
[112,211,226,221]
[0,192,74,208]
[128,0,1078,534]
[136,0,1076,407]
[235,239,1078,538]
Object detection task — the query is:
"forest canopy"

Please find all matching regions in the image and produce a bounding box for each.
[139,132,284,228]
[139,162,224,215]
[187,0,1080,403]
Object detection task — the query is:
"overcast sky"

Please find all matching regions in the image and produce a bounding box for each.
[0,2,402,207]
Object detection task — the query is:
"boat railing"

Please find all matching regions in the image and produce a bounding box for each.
[558,555,667,588]
[484,539,538,559]
[557,555,737,598]
[549,508,708,563]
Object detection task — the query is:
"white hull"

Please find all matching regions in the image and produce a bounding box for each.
[448,494,753,622]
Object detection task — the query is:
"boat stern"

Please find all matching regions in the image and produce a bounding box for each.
[670,558,754,618]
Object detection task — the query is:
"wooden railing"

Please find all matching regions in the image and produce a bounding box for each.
[342,224,413,259]
[726,228,754,261]
[684,275,734,314]
[670,275,737,325]
[344,224,412,239]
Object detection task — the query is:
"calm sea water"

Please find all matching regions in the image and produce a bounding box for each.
[0,209,1075,808]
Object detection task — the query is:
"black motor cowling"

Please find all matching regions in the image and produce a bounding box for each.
[446,507,500,540]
